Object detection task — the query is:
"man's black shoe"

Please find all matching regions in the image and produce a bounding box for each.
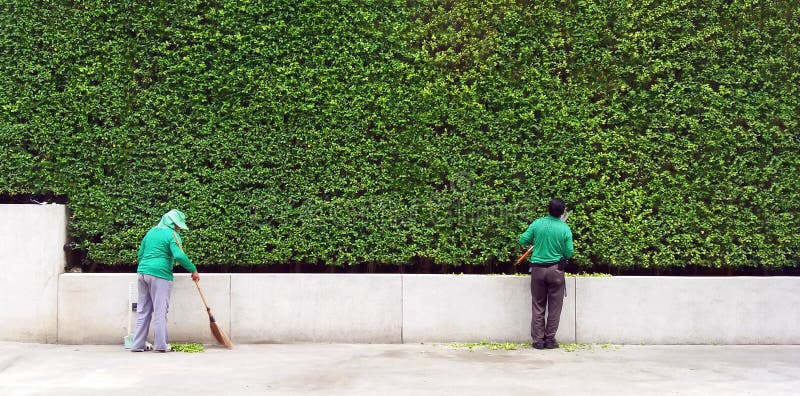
[544,340,559,349]
[532,342,545,349]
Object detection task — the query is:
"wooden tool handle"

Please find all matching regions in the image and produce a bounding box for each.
[515,245,533,265]
[194,280,211,310]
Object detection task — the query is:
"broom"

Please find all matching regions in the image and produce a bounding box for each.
[172,233,233,349]
[194,279,234,349]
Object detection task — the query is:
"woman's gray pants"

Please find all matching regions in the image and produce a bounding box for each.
[132,274,173,351]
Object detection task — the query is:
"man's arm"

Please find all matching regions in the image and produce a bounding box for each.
[519,222,536,246]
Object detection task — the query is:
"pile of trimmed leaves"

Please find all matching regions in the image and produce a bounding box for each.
[170,343,204,353]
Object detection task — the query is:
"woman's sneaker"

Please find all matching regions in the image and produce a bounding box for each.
[130,344,153,352]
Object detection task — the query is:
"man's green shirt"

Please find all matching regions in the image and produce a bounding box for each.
[519,215,574,265]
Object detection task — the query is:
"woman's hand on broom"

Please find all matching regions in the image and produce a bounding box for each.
[191,271,200,282]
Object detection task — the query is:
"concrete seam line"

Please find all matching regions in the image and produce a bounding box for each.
[56,274,60,344]
[573,276,578,344]
[228,274,232,339]
[400,274,404,344]
[55,258,58,342]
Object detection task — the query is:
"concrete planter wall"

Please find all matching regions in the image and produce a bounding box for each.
[57,274,231,345]
[0,204,66,343]
[52,274,800,345]
[3,205,800,345]
[575,277,800,345]
[55,273,569,344]
[230,274,402,343]
[402,275,575,343]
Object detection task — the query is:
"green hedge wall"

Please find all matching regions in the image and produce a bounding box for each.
[1,0,798,270]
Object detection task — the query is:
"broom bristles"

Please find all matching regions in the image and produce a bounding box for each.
[195,280,233,349]
[210,321,234,349]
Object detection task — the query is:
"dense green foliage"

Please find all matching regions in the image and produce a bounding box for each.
[1,0,798,270]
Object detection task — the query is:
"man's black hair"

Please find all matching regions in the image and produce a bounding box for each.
[548,198,565,217]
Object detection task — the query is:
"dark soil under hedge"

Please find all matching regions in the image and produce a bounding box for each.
[78,261,799,276]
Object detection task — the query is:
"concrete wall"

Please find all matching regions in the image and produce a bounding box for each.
[53,274,800,345]
[231,274,401,343]
[0,204,66,343]
[53,274,546,344]
[402,275,575,343]
[58,274,230,345]
[576,277,800,345]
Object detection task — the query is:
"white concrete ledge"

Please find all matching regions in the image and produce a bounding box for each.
[402,275,575,343]
[50,274,800,345]
[231,274,402,343]
[576,277,800,345]
[58,273,230,344]
[0,204,65,343]
[163,274,231,344]
[58,274,133,344]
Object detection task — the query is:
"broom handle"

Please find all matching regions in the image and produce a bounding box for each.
[172,232,211,315]
[193,280,211,311]
[171,232,208,309]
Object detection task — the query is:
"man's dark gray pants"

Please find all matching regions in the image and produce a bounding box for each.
[530,265,565,344]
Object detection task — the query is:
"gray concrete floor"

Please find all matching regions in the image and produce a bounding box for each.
[1,342,798,395]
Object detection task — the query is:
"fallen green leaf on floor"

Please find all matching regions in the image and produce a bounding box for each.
[449,342,530,351]
[170,343,204,353]
[561,343,621,352]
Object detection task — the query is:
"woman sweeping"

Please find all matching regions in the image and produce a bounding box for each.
[130,209,200,352]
